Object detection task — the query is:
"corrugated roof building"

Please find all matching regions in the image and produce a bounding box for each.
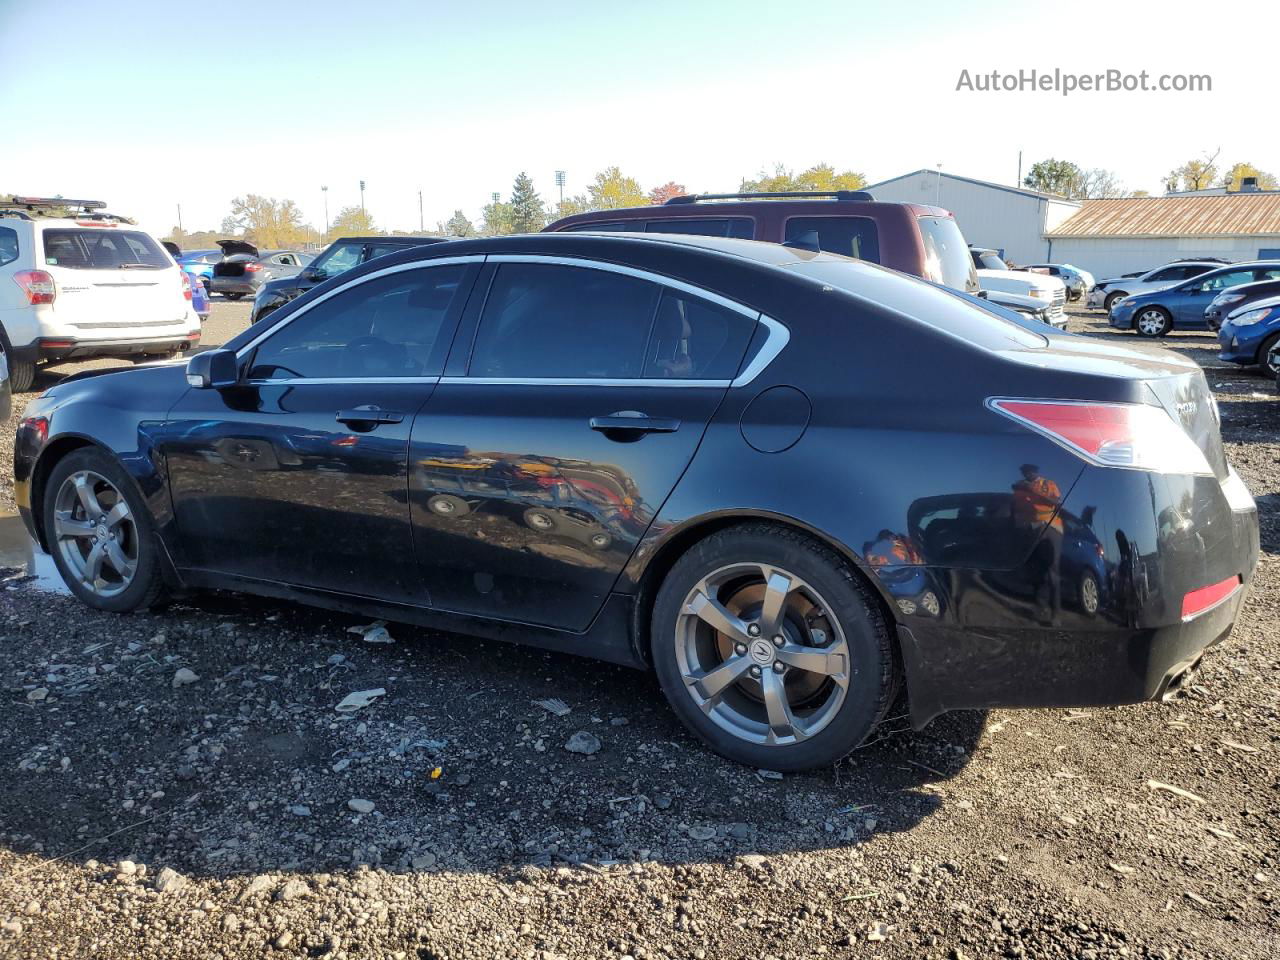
[1045,194,1280,277]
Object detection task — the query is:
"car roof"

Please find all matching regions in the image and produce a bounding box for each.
[548,197,949,231]
[331,235,436,244]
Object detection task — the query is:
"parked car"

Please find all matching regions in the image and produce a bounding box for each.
[1205,276,1280,330]
[175,249,223,292]
[1217,296,1280,375]
[0,196,201,392]
[1019,262,1095,301]
[0,349,10,422]
[980,288,1067,328]
[1109,262,1280,337]
[545,190,980,293]
[210,240,313,300]
[13,232,1258,770]
[1087,261,1225,312]
[970,248,1067,323]
[250,235,447,324]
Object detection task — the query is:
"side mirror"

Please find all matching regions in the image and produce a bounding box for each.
[302,267,325,282]
[185,348,239,389]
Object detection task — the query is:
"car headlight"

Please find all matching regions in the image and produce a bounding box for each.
[1231,307,1274,327]
[1028,288,1049,299]
[1217,293,1246,306]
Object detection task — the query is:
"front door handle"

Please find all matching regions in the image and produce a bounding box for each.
[589,414,681,435]
[336,407,405,427]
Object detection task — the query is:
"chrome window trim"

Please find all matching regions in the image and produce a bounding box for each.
[235,251,790,388]
[234,255,488,359]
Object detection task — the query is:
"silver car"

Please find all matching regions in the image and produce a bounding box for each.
[210,240,314,300]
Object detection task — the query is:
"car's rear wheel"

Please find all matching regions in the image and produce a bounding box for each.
[1104,291,1128,312]
[1135,307,1172,337]
[7,357,35,393]
[42,448,166,612]
[651,524,896,770]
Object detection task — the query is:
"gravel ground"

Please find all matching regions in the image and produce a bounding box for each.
[0,301,1277,959]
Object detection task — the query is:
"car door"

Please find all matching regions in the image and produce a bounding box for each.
[1177,269,1257,326]
[408,257,762,631]
[160,259,479,600]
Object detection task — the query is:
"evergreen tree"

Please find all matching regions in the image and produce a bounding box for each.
[509,172,547,233]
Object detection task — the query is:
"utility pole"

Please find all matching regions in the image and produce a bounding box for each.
[418,189,424,233]
[359,180,366,215]
[176,203,183,233]
[554,170,566,207]
[1017,150,1023,187]
[321,186,329,243]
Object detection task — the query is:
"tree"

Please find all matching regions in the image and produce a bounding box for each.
[1075,168,1126,199]
[1220,162,1278,192]
[328,205,377,236]
[740,163,866,194]
[508,172,547,233]
[223,195,310,247]
[1023,158,1082,196]
[480,197,514,236]
[649,181,687,205]
[1166,149,1222,192]
[554,195,593,219]
[442,210,475,236]
[587,167,646,209]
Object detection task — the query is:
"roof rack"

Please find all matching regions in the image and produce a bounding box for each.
[7,196,107,211]
[0,196,134,224]
[665,190,875,205]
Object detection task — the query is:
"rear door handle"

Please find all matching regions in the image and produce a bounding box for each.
[336,407,405,427]
[589,414,681,435]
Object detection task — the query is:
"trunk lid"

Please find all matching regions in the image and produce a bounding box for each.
[217,239,258,257]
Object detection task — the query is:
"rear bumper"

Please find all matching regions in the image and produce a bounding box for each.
[36,333,200,361]
[891,466,1259,728]
[210,276,261,295]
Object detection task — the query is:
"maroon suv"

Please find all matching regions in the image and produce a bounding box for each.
[544,190,978,293]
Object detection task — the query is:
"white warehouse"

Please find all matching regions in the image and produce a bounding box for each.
[864,169,1080,265]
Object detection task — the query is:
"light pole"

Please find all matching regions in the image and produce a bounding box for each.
[176,203,183,233]
[321,186,329,243]
[359,180,366,216]
[554,170,566,207]
[418,189,424,233]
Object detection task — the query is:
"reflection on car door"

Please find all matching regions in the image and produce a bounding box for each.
[408,258,761,631]
[160,262,478,601]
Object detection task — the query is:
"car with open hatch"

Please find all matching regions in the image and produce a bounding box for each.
[0,196,202,392]
[210,240,314,300]
[13,231,1259,770]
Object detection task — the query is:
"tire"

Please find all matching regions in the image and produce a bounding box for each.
[1104,291,1128,313]
[42,447,167,613]
[428,494,471,517]
[1079,571,1100,616]
[7,357,36,393]
[1134,306,1172,338]
[651,523,897,770]
[1257,333,1280,377]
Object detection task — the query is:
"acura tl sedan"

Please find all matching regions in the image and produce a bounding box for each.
[12,232,1259,770]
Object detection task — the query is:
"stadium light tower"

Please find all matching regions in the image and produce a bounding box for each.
[359,180,366,215]
[321,185,329,242]
[554,170,566,206]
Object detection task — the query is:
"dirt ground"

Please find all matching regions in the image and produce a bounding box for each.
[0,299,1277,960]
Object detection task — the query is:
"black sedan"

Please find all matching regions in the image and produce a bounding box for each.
[1205,276,1280,330]
[12,232,1259,770]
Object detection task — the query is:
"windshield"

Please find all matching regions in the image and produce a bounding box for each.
[785,259,1047,351]
[975,251,1008,271]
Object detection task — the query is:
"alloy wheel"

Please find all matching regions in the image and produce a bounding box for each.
[52,470,139,597]
[674,562,849,746]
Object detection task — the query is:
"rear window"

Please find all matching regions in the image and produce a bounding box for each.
[644,218,753,240]
[0,226,17,267]
[42,229,169,270]
[785,258,1047,351]
[920,217,978,292]
[783,217,880,262]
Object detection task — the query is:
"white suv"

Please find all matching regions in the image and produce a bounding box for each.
[0,197,201,391]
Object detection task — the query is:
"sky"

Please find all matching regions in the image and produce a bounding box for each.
[1,0,1274,238]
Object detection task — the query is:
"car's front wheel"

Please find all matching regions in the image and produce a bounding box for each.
[42,448,167,612]
[651,524,897,770]
[1104,291,1128,312]
[1135,306,1172,337]
[1258,333,1280,377]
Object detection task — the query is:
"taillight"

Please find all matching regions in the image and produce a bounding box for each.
[245,262,263,272]
[13,269,55,305]
[989,398,1214,477]
[181,272,193,301]
[1181,575,1241,621]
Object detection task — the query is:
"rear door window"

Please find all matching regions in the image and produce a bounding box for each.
[368,242,412,260]
[43,229,169,270]
[561,221,632,232]
[784,216,880,263]
[469,263,659,379]
[0,226,17,267]
[644,290,755,379]
[644,218,754,240]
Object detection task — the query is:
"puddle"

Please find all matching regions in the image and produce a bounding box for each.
[0,513,71,594]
